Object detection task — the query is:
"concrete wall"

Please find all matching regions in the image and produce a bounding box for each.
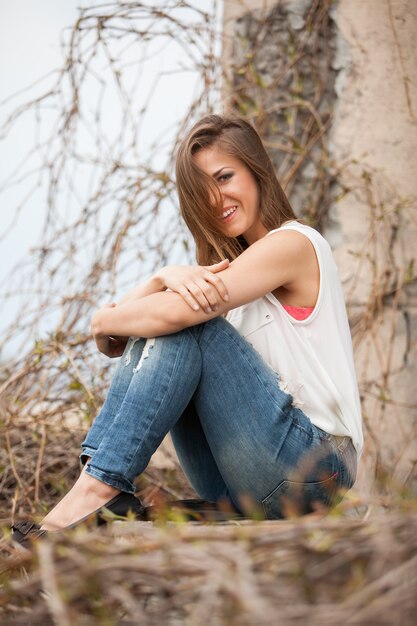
[222,0,417,500]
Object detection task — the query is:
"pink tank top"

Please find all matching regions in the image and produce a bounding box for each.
[282,304,314,321]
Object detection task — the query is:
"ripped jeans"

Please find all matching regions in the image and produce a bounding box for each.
[81,317,357,519]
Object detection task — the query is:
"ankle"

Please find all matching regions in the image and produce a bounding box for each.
[78,472,120,499]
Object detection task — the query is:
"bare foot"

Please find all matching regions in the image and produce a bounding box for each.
[40,471,120,531]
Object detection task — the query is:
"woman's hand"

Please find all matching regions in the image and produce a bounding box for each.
[92,303,129,357]
[97,335,128,358]
[155,259,230,313]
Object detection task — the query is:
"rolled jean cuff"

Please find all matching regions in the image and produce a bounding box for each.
[80,446,97,467]
[85,464,137,494]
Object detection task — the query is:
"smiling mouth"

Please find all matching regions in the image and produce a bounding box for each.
[221,206,238,220]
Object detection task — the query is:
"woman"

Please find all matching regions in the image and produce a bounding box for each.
[12,115,362,543]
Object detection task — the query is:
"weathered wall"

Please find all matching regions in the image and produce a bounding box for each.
[223,0,339,229]
[222,0,417,500]
[329,0,417,498]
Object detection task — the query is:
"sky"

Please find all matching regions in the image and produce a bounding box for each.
[0,1,89,276]
[0,0,221,349]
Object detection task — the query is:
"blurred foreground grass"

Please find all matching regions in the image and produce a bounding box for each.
[1,478,417,624]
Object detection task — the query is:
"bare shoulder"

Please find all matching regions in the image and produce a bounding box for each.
[251,227,314,262]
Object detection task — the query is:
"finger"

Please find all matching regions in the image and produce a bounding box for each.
[203,272,230,301]
[204,259,229,273]
[186,281,214,313]
[178,286,201,311]
[194,278,227,310]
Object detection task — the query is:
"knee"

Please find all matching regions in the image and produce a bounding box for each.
[197,315,232,337]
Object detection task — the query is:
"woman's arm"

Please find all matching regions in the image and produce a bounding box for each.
[118,259,229,312]
[92,230,316,347]
[117,276,165,305]
[93,260,230,357]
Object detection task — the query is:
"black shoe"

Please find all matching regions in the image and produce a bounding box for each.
[11,492,145,547]
[11,520,47,546]
[93,492,145,526]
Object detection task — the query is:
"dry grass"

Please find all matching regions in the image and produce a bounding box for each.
[1,505,416,625]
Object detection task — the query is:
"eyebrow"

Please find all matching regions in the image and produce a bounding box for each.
[212,166,231,177]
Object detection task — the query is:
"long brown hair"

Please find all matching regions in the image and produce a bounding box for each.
[175,114,296,265]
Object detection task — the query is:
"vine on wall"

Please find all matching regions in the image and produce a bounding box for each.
[227,0,337,230]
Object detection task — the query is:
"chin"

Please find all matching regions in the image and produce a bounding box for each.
[223,222,245,237]
[223,231,243,241]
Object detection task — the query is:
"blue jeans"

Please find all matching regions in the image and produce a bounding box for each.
[81,317,357,519]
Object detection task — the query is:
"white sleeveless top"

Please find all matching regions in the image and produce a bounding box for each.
[226,221,363,456]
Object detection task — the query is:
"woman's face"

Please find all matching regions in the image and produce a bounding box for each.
[194,145,267,244]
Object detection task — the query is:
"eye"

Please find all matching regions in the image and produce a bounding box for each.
[217,172,233,182]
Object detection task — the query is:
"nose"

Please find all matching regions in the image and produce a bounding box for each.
[208,184,225,209]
